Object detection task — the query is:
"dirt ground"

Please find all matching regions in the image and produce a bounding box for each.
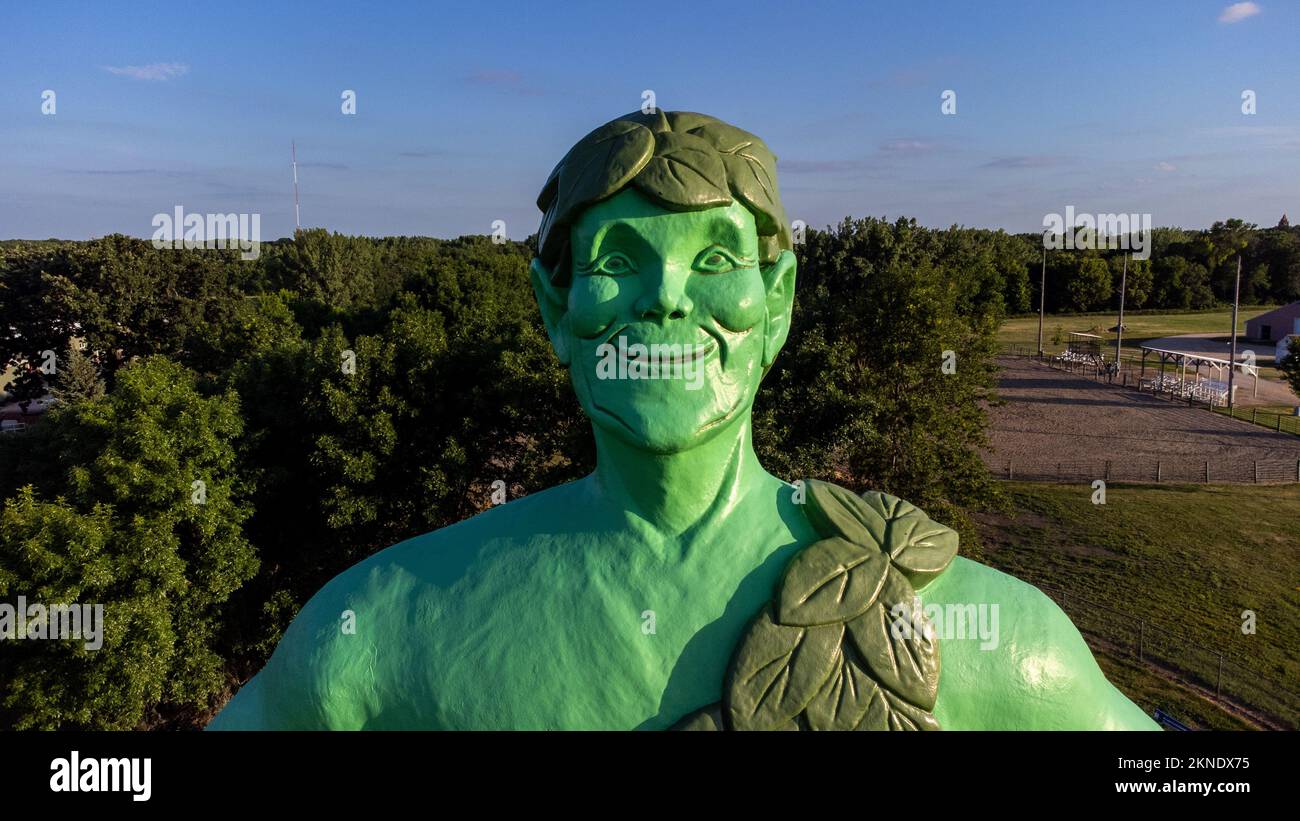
[983,356,1300,483]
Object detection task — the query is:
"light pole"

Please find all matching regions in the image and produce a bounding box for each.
[1227,255,1242,412]
[1037,246,1046,357]
[1115,254,1127,371]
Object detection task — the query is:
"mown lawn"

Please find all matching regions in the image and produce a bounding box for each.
[1213,404,1300,437]
[998,308,1266,350]
[973,481,1300,730]
[999,308,1288,382]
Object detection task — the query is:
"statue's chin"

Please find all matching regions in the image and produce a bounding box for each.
[587,393,747,455]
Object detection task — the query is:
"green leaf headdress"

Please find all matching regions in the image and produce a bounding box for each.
[535,110,792,286]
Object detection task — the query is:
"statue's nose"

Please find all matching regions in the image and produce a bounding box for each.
[633,267,693,322]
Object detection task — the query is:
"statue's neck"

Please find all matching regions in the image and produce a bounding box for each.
[590,415,769,536]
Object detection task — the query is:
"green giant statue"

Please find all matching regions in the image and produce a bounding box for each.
[209,111,1158,730]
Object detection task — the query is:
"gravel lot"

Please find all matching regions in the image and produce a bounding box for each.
[983,356,1300,483]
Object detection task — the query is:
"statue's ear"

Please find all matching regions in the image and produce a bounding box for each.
[529,257,571,366]
[760,249,797,368]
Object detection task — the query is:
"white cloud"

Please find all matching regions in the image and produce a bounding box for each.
[1218,2,1261,23]
[879,139,939,153]
[102,62,189,81]
[982,155,1071,169]
[1156,162,1177,172]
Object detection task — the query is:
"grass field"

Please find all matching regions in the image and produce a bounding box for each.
[998,307,1265,349]
[973,481,1300,730]
[999,307,1289,383]
[1213,404,1300,437]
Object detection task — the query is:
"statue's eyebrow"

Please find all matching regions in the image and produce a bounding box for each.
[573,221,648,269]
[705,215,747,250]
[569,220,615,260]
[574,210,753,261]
[588,221,641,254]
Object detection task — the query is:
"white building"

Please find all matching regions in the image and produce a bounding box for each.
[1274,318,1300,367]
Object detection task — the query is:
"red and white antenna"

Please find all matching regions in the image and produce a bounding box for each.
[291,140,301,232]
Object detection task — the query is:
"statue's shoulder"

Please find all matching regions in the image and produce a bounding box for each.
[325,475,595,593]
[920,554,1078,655]
[218,478,595,729]
[679,479,961,730]
[681,479,1155,730]
[921,553,1056,607]
[923,554,1108,673]
[923,557,1158,729]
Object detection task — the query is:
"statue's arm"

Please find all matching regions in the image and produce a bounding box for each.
[206,669,274,730]
[1093,671,1163,730]
[207,581,367,731]
[1004,582,1161,730]
[929,558,1160,730]
[1018,598,1154,729]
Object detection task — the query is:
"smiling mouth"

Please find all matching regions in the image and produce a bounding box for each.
[615,339,716,365]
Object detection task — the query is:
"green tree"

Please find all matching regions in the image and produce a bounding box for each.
[0,356,256,729]
[48,345,105,405]
[1065,256,1112,311]
[1279,337,1300,401]
[1110,256,1153,309]
[263,229,381,314]
[755,218,1001,538]
[0,235,253,388]
[1206,219,1256,301]
[1256,228,1300,302]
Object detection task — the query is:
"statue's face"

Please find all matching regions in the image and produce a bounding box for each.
[532,188,795,454]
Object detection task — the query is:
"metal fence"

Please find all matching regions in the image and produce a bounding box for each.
[993,458,1300,484]
[1215,404,1300,437]
[1038,583,1300,730]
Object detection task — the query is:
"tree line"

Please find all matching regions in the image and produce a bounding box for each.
[1026,217,1300,313]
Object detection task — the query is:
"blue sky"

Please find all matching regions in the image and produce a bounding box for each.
[2,0,1297,240]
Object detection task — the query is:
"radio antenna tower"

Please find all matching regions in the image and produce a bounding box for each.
[291,140,301,233]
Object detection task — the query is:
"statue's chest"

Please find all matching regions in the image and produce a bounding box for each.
[415,535,802,729]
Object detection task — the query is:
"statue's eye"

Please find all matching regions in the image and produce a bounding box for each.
[592,252,634,276]
[695,247,741,274]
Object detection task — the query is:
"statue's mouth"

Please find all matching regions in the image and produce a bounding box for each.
[615,338,716,365]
